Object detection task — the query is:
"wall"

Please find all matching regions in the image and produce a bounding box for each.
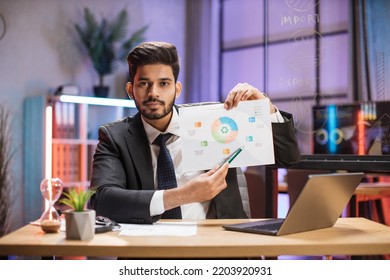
[0,0,186,231]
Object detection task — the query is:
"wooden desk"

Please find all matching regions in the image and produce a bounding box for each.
[349,182,390,220]
[278,178,390,198]
[355,182,390,197]
[1,218,390,258]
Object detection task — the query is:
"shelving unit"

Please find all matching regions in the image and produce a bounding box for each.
[23,95,137,224]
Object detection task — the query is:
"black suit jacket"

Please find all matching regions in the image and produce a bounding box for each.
[90,110,300,224]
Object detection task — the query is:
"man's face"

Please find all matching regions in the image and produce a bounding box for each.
[127,64,181,126]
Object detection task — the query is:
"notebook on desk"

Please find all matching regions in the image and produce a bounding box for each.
[223,172,364,236]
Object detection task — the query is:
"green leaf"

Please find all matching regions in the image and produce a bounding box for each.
[119,25,149,61]
[59,187,95,212]
[73,7,148,86]
[108,9,128,43]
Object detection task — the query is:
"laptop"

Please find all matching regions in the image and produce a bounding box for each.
[223,172,364,236]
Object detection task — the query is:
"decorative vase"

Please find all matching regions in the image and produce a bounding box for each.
[64,210,96,240]
[93,85,109,98]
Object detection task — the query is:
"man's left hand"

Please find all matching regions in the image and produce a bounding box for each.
[224,83,276,114]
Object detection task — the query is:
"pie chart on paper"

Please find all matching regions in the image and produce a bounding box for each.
[211,116,238,144]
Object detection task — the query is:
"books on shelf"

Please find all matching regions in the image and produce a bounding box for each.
[52,143,81,183]
[52,102,77,139]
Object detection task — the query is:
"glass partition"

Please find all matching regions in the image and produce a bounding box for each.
[220,0,389,168]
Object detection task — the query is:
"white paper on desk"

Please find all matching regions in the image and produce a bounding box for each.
[119,222,197,236]
[178,99,275,171]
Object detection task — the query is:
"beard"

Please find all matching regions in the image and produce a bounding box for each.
[135,94,176,120]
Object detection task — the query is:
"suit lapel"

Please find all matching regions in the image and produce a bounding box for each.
[125,114,155,190]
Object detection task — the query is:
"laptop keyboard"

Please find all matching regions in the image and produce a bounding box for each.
[247,220,283,232]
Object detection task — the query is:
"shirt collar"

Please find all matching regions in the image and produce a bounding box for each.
[141,108,181,144]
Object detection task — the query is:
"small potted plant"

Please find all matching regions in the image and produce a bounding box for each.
[59,186,96,240]
[75,7,148,97]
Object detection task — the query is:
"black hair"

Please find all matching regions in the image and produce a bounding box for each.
[127,41,180,83]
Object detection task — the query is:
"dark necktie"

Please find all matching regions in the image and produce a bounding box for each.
[154,133,182,219]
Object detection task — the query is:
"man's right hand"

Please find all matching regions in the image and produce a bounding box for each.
[162,162,229,211]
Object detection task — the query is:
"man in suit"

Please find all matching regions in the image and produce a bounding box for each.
[90,41,300,224]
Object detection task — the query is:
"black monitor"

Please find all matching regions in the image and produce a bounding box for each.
[312,101,390,155]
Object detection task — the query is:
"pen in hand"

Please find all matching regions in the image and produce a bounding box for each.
[218,146,244,167]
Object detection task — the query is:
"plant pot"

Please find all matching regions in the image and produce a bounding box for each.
[64,210,96,240]
[93,85,109,98]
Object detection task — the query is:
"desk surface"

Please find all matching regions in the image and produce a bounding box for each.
[355,182,390,196]
[278,181,390,195]
[1,218,390,258]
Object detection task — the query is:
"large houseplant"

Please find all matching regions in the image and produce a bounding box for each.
[75,7,148,97]
[59,186,96,240]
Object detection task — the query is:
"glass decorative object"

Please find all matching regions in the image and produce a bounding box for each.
[39,178,63,233]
